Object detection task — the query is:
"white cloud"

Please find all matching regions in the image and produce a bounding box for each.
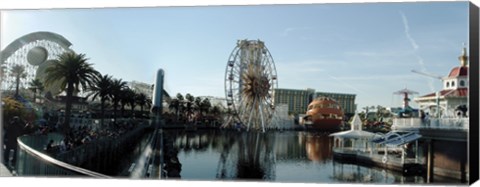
[331,74,420,81]
[344,50,414,58]
[279,27,311,37]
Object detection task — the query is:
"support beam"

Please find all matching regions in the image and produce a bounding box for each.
[427,139,434,183]
[247,98,256,131]
[415,140,418,164]
[401,147,405,165]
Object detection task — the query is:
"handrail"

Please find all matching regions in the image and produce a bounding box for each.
[17,135,112,178]
[392,117,468,130]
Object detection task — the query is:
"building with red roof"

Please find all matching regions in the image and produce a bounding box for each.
[414,47,469,118]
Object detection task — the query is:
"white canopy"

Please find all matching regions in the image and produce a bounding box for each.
[329,130,376,139]
[329,113,376,139]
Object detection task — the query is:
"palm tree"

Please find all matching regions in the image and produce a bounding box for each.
[109,78,127,124]
[363,105,375,121]
[119,87,130,117]
[176,93,185,121]
[185,93,194,122]
[169,98,179,121]
[135,92,150,118]
[211,105,221,116]
[201,98,212,116]
[87,74,112,127]
[210,105,222,126]
[122,88,137,117]
[193,96,202,122]
[28,78,44,103]
[44,51,99,132]
[11,64,27,97]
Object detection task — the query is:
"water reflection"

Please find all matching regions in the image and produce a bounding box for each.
[164,130,422,183]
[301,132,333,162]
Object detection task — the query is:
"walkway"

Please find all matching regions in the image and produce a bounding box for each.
[0,163,12,176]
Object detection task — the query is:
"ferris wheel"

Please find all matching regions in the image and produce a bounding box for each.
[224,39,278,132]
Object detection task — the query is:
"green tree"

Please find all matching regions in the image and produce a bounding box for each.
[28,78,44,103]
[194,96,202,117]
[211,105,222,115]
[201,98,212,116]
[375,105,389,121]
[185,93,194,122]
[210,105,224,126]
[135,92,151,118]
[120,88,135,117]
[11,64,27,97]
[169,98,180,121]
[87,74,112,127]
[44,51,99,132]
[109,78,127,123]
[168,93,185,121]
[123,88,137,117]
[2,97,28,128]
[362,105,375,121]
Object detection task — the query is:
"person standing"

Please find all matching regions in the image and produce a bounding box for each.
[4,116,25,167]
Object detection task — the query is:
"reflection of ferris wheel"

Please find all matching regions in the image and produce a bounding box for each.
[224,39,278,132]
[0,32,72,94]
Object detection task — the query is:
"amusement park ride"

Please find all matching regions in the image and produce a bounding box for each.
[222,39,278,132]
[0,32,72,95]
[393,88,419,118]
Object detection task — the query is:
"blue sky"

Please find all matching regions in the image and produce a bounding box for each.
[0,2,469,111]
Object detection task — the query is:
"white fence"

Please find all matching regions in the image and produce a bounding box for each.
[392,117,469,130]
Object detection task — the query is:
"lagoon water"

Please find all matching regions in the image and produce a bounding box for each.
[126,130,430,184]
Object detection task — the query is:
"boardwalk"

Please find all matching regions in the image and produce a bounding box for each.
[0,163,12,176]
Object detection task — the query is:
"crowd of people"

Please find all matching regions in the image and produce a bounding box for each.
[3,115,143,159]
[44,119,139,154]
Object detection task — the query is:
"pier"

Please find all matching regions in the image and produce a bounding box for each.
[393,117,469,182]
[332,148,423,175]
[331,110,469,183]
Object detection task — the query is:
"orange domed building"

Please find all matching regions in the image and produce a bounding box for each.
[302,96,344,131]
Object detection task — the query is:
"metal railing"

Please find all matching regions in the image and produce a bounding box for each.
[16,133,111,178]
[55,124,148,174]
[392,118,469,130]
[333,147,424,165]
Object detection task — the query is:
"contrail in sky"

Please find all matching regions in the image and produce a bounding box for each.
[400,11,435,92]
[400,12,419,50]
[326,73,367,96]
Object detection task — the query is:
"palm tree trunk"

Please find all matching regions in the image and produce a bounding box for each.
[121,104,125,117]
[15,76,20,97]
[33,90,37,103]
[176,108,179,122]
[131,105,134,118]
[101,99,105,128]
[113,103,118,125]
[64,82,74,134]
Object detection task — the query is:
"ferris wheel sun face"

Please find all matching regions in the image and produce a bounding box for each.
[224,39,278,132]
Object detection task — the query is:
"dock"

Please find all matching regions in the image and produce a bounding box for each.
[332,148,424,175]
